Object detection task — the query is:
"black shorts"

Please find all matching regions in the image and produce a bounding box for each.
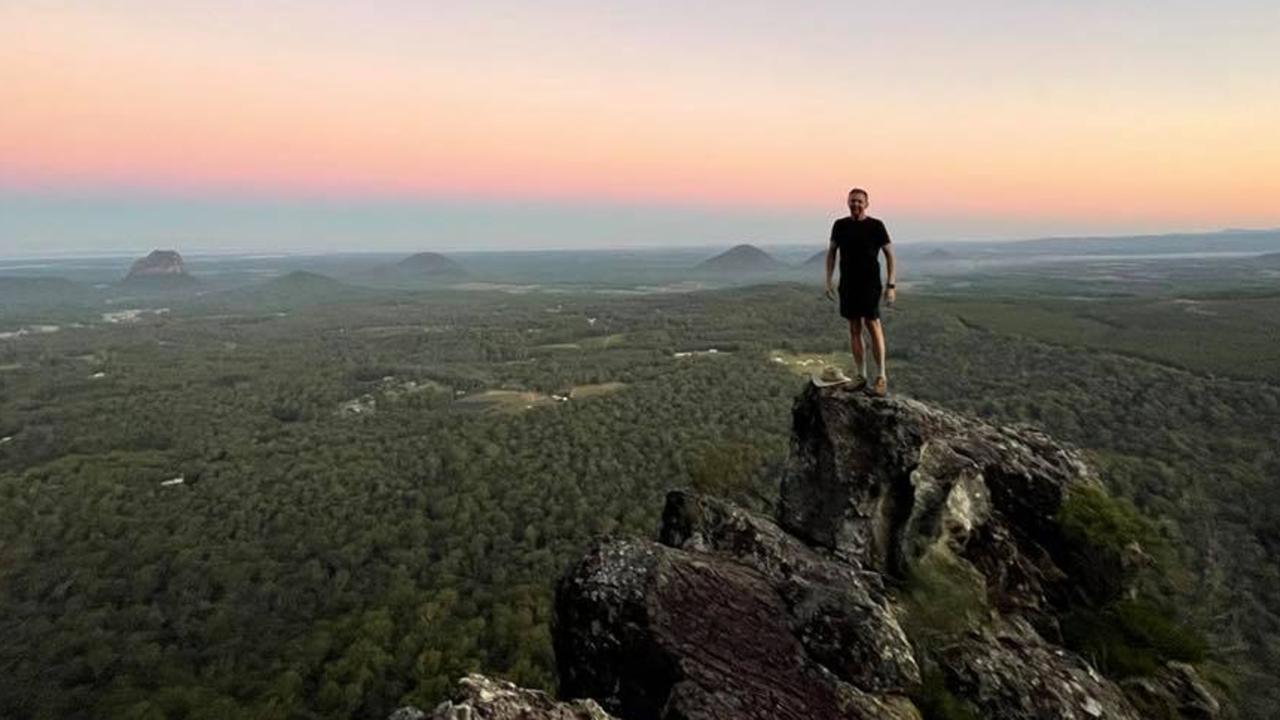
[839,282,882,320]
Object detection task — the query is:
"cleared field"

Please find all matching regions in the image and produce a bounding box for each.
[534,333,626,352]
[767,350,855,376]
[580,333,626,349]
[454,389,557,413]
[451,382,626,413]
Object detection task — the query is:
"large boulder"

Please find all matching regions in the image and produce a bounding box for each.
[659,490,918,694]
[779,383,1101,572]
[938,617,1142,720]
[777,383,1130,619]
[553,539,919,720]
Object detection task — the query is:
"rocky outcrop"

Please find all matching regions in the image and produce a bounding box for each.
[658,491,918,695]
[779,383,1097,574]
[553,538,920,720]
[938,616,1142,720]
[414,674,616,719]
[412,384,1222,720]
[1121,662,1222,720]
[125,249,188,279]
[778,383,1147,634]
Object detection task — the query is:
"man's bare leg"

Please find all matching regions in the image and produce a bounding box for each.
[867,318,888,394]
[847,318,867,383]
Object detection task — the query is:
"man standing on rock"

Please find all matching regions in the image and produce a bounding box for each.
[824,187,897,396]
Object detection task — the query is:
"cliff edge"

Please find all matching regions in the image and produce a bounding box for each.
[404,383,1223,720]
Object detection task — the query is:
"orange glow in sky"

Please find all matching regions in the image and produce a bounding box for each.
[3,2,1280,237]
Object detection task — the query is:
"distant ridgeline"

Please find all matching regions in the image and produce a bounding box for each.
[411,386,1226,720]
[110,248,474,299]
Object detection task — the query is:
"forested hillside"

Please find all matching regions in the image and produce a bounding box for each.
[1,282,1277,718]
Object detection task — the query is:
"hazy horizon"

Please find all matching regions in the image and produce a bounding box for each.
[5,191,1279,259]
[4,2,1279,257]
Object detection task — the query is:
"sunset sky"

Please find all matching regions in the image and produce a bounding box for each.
[3,1,1278,255]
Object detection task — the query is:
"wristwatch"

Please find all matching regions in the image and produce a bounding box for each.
[886,283,896,289]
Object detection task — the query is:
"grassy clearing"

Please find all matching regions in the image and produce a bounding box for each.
[452,383,625,413]
[535,334,626,352]
[580,333,626,349]
[767,349,854,376]
[454,390,557,413]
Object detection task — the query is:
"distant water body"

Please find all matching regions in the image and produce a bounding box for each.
[1011,251,1265,263]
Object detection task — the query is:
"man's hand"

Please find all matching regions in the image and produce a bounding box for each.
[824,282,836,302]
[884,286,897,306]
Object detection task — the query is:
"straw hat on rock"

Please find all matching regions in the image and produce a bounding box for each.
[811,366,852,387]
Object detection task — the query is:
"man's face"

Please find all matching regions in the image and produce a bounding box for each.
[848,192,868,216]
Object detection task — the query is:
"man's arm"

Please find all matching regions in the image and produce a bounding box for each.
[824,238,838,300]
[882,232,897,304]
[824,220,839,299]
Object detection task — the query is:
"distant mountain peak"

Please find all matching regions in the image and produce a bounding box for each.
[125,249,188,280]
[394,252,467,277]
[694,244,784,273]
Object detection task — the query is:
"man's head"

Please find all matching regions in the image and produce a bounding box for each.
[847,188,869,218]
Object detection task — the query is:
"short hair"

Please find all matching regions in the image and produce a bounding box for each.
[848,187,869,199]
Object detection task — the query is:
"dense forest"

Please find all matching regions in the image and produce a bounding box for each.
[1,279,1277,718]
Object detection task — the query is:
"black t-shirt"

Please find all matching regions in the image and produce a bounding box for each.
[830,216,890,286]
